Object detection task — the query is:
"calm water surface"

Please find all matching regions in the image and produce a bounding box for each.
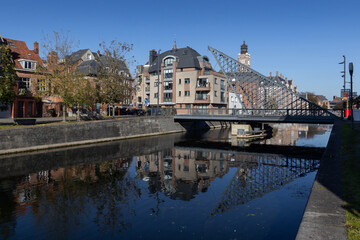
[0,124,332,239]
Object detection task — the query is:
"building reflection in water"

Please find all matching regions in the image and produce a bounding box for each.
[0,126,325,239]
[135,146,320,212]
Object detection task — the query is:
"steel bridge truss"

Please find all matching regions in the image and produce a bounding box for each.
[210,154,320,216]
[208,46,337,119]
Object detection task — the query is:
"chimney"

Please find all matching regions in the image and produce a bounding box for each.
[270,72,272,77]
[149,49,157,65]
[105,51,108,56]
[34,41,39,54]
[48,51,58,65]
[276,71,278,77]
[97,50,100,57]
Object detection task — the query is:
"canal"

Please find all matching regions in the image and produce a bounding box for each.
[0,124,332,240]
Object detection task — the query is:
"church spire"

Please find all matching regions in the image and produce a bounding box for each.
[241,41,248,54]
[172,39,177,50]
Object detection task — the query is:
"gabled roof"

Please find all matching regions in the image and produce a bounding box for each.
[3,38,43,69]
[76,60,99,75]
[317,95,328,101]
[148,46,201,73]
[76,55,131,77]
[69,49,92,63]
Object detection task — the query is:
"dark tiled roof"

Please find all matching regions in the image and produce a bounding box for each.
[76,60,99,75]
[76,55,130,76]
[69,49,90,63]
[148,47,201,73]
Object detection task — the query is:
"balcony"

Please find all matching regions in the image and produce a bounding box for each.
[164,83,173,93]
[145,86,150,94]
[195,94,210,104]
[145,78,150,83]
[196,82,210,91]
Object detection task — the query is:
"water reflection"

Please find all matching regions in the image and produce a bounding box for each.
[135,147,320,211]
[0,124,330,240]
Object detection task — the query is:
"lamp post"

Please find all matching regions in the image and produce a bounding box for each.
[349,62,354,128]
[157,49,161,115]
[339,56,346,97]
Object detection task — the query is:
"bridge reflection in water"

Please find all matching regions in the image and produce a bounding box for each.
[135,145,321,213]
[0,127,326,239]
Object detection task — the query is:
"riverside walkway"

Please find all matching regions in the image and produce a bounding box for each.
[296,120,357,240]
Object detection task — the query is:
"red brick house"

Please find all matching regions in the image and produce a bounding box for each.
[3,37,44,118]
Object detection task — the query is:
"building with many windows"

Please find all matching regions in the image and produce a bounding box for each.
[135,43,228,111]
[2,37,44,118]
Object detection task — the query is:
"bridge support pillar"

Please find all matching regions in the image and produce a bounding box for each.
[231,124,252,136]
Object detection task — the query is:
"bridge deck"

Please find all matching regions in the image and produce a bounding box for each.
[174,114,337,124]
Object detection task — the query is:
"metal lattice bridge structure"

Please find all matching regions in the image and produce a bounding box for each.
[210,153,320,216]
[174,47,339,124]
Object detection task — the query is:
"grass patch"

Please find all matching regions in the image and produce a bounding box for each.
[341,123,360,240]
[0,125,21,130]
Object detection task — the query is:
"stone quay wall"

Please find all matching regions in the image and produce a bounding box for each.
[0,116,186,155]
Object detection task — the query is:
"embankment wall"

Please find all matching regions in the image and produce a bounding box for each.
[0,116,186,155]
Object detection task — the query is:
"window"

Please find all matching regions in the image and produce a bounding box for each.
[164,69,173,79]
[154,93,158,98]
[164,81,173,91]
[138,96,142,102]
[214,91,217,97]
[154,82,159,87]
[231,96,234,102]
[221,92,225,102]
[163,93,172,102]
[185,104,191,109]
[37,79,46,91]
[164,57,174,67]
[185,78,190,84]
[221,80,225,90]
[19,78,30,90]
[214,78,217,84]
[87,53,91,60]
[179,91,181,96]
[179,79,181,84]
[23,61,35,70]
[185,91,190,96]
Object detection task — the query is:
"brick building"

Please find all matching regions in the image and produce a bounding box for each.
[135,43,228,112]
[2,37,44,118]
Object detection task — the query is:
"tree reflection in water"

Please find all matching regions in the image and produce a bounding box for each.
[0,125,329,239]
[8,158,140,238]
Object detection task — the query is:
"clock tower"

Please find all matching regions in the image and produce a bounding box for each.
[238,41,250,68]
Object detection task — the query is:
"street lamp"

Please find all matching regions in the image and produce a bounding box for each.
[339,55,346,97]
[349,62,354,128]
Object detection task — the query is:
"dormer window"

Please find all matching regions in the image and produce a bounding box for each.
[87,53,91,60]
[164,57,174,67]
[20,60,36,70]
[24,61,32,69]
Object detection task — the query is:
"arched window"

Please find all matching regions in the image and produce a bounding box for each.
[164,57,175,67]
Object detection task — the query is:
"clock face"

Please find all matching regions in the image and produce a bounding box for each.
[240,60,245,64]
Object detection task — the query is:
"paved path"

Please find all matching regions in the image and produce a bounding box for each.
[296,120,349,240]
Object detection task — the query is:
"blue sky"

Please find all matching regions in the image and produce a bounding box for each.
[1,0,360,99]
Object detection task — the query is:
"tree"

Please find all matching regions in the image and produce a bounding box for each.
[306,93,320,105]
[0,44,17,111]
[97,40,134,115]
[35,30,96,121]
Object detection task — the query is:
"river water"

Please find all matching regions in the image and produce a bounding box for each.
[0,124,332,240]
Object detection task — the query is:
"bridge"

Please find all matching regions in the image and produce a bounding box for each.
[174,47,339,124]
